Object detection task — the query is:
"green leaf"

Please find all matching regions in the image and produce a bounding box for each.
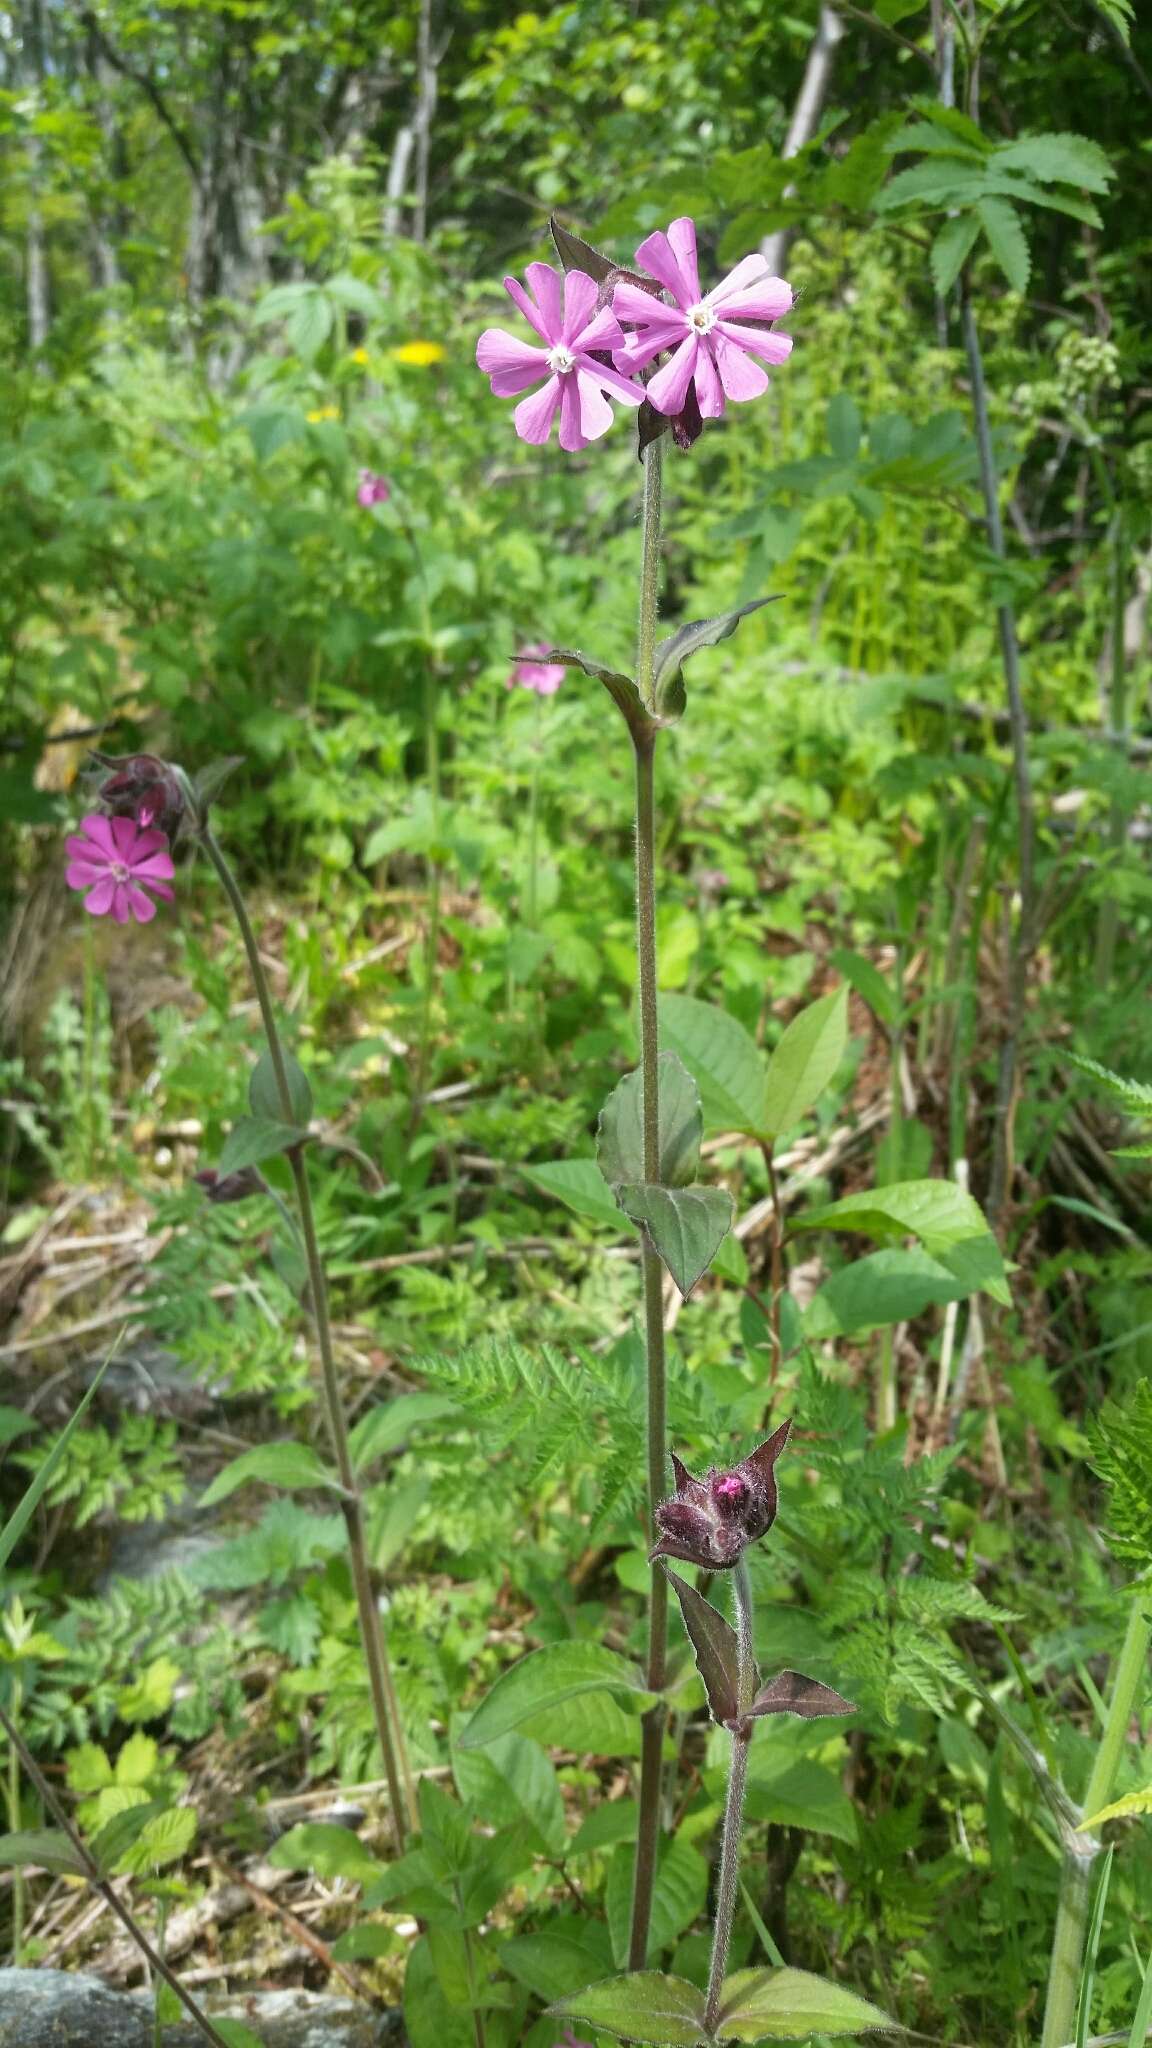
[993,131,1113,194]
[249,1047,313,1125]
[792,1177,992,1256]
[501,1931,611,2003]
[213,2023,266,2048]
[0,1830,86,1877]
[453,1729,567,1859]
[331,1926,396,1962]
[658,995,766,1135]
[1080,1784,1152,1831]
[805,1246,985,1337]
[829,948,897,1026]
[348,1392,457,1473]
[0,1357,111,1573]
[616,1182,734,1297]
[762,989,848,1140]
[550,1972,707,2046]
[0,1406,34,1446]
[931,212,981,295]
[216,1115,308,1176]
[288,289,334,358]
[744,1760,858,1845]
[457,1643,650,1750]
[115,1804,197,1875]
[717,1965,897,2039]
[663,1568,740,1726]
[977,197,1030,292]
[651,599,777,720]
[749,1672,856,1722]
[877,157,987,212]
[597,1052,702,1189]
[536,647,655,744]
[524,1158,626,1229]
[826,394,862,462]
[199,1442,345,1507]
[606,1836,709,1968]
[267,1820,382,1883]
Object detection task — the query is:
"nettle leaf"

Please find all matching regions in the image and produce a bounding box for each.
[1068,1052,1152,1115]
[664,1568,740,1726]
[792,1177,993,1258]
[616,1182,735,1298]
[931,212,981,295]
[0,1829,86,1877]
[749,1672,857,1722]
[651,598,778,721]
[456,1644,650,1750]
[249,1047,313,1126]
[977,197,1030,292]
[762,989,848,1140]
[549,1972,707,2047]
[717,1966,896,2040]
[217,1114,308,1175]
[658,995,765,1135]
[200,1442,346,1507]
[597,1053,702,1189]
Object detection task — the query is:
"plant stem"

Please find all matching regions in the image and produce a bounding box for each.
[200,829,416,1844]
[0,1703,232,2048]
[1093,509,1129,986]
[412,660,442,1128]
[704,1558,756,2033]
[761,1142,784,1379]
[628,436,669,1973]
[1041,1588,1152,2048]
[7,1675,23,1961]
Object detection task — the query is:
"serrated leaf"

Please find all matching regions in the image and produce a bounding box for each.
[762,989,848,1139]
[218,1114,309,1175]
[877,157,988,212]
[116,1804,197,1875]
[651,599,778,719]
[199,1442,345,1507]
[993,131,1113,193]
[616,1182,734,1297]
[1080,1784,1152,1831]
[549,1972,707,2047]
[717,1965,896,2039]
[288,289,334,358]
[749,1671,857,1721]
[249,1047,313,1126]
[792,1177,992,1256]
[658,995,766,1135]
[931,212,981,295]
[456,1644,650,1750]
[977,197,1030,292]
[597,1053,702,1189]
[663,1568,740,1725]
[0,1829,86,1877]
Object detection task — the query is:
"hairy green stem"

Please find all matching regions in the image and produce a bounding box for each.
[628,437,669,1973]
[7,1675,22,1961]
[1093,509,1129,985]
[704,1559,756,2033]
[200,829,417,1844]
[0,1703,232,2048]
[1041,1590,1152,2048]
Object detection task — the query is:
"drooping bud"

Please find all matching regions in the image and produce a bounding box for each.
[650,1420,792,1571]
[193,1166,266,1205]
[91,753,187,838]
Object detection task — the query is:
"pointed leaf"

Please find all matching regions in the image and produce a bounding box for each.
[550,217,616,282]
[218,1115,308,1175]
[616,1183,734,1297]
[791,1177,992,1256]
[549,1973,707,2047]
[930,212,981,295]
[597,1053,702,1190]
[0,1357,110,1572]
[992,131,1113,193]
[0,1830,86,1877]
[524,1158,626,1229]
[605,1837,710,1968]
[533,647,656,744]
[651,599,778,720]
[749,1671,857,1721]
[659,995,767,1135]
[977,197,1030,292]
[761,989,848,1140]
[717,1966,897,2039]
[456,1644,650,1750]
[199,1442,346,1507]
[664,1567,741,1725]
[249,1048,313,1126]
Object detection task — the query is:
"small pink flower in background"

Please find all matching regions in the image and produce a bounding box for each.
[613,217,793,419]
[476,262,643,452]
[65,814,175,925]
[356,469,391,507]
[509,644,566,697]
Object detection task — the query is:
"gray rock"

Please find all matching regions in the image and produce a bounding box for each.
[0,1971,401,2048]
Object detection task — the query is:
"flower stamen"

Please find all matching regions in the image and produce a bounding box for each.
[546,343,576,374]
[687,303,717,336]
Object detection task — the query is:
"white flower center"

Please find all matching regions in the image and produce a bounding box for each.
[546,344,576,374]
[687,303,717,335]
[110,861,129,882]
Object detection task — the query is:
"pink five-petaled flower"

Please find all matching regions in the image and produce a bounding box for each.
[65,813,175,926]
[650,1420,792,1571]
[476,262,643,452]
[356,469,391,508]
[508,643,565,697]
[613,217,793,420]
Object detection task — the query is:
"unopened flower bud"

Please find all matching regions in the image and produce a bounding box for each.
[91,753,187,838]
[194,1166,266,1205]
[650,1420,792,1571]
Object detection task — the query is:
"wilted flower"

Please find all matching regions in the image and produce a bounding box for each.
[92,752,186,838]
[356,469,391,507]
[476,262,642,452]
[650,1420,792,1570]
[509,644,565,696]
[613,217,793,419]
[65,814,175,926]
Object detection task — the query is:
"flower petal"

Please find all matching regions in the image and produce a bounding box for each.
[561,269,598,345]
[611,279,675,327]
[110,814,139,859]
[477,328,549,380]
[490,363,548,398]
[513,376,562,445]
[131,848,176,882]
[574,353,644,407]
[693,342,725,418]
[66,860,108,891]
[109,882,131,925]
[635,224,695,307]
[145,879,175,902]
[131,826,171,860]
[667,217,702,302]
[572,302,625,355]
[125,884,158,923]
[524,262,563,340]
[646,334,700,415]
[574,370,615,445]
[716,321,794,366]
[76,813,117,857]
[710,279,793,323]
[706,254,786,306]
[558,376,588,453]
[712,333,771,403]
[65,832,109,868]
[503,272,554,344]
[84,875,117,917]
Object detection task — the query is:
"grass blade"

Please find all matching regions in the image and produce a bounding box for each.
[0,1347,116,1572]
[1076,1844,1115,2048]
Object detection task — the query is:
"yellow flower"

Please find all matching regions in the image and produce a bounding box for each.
[306,404,339,422]
[390,341,446,367]
[350,347,369,365]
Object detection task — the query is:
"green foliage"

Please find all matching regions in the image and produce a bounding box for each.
[1088,1380,1152,1572]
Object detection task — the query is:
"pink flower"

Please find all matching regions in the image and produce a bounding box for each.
[613,217,793,420]
[356,469,391,507]
[509,643,565,697]
[65,813,175,925]
[476,262,643,452]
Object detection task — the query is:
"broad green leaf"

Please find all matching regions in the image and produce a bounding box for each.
[1079,1785,1152,1830]
[249,1047,313,1125]
[597,1052,702,1188]
[267,1820,383,1882]
[199,1442,345,1507]
[214,2025,267,2048]
[288,289,333,358]
[744,1760,858,1845]
[524,1158,626,1230]
[0,1829,86,1877]
[457,1819,538,1926]
[0,1357,111,1573]
[452,1729,567,1859]
[569,1799,639,1856]
[749,1672,856,1722]
[805,1246,983,1337]
[406,1935,484,2048]
[935,1232,1011,1307]
[457,1644,650,1750]
[651,598,777,720]
[550,1972,707,2047]
[501,1931,611,2003]
[931,212,981,294]
[663,1568,740,1726]
[717,1965,896,2039]
[792,1177,991,1256]
[829,948,897,1026]
[116,1804,197,1875]
[658,995,766,1134]
[616,1182,734,1297]
[520,1686,643,1756]
[762,989,848,1139]
[977,197,1030,292]
[993,131,1113,193]
[605,1835,709,1967]
[331,1926,395,1961]
[826,394,862,461]
[0,1406,34,1446]
[348,1392,457,1473]
[218,1114,308,1175]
